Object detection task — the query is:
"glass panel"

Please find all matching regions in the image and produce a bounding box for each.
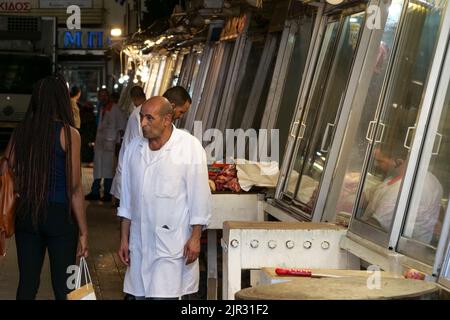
[62,65,104,105]
[295,12,365,212]
[231,39,266,129]
[332,0,409,222]
[251,34,281,130]
[402,83,449,247]
[188,53,202,97]
[0,53,52,94]
[172,54,185,87]
[275,22,312,162]
[284,21,340,199]
[355,0,446,232]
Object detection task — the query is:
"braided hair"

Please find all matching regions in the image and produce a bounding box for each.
[12,74,75,225]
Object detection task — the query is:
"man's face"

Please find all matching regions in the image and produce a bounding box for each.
[173,100,191,120]
[140,102,170,139]
[373,149,395,175]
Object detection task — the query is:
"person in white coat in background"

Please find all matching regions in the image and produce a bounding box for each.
[110,86,192,201]
[85,90,126,202]
[117,96,211,300]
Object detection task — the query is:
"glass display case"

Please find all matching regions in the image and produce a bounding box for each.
[344,0,448,246]
[275,3,366,220]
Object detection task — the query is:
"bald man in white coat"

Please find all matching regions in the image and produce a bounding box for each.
[117,96,210,299]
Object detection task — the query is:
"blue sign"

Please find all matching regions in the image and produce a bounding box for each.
[61,30,112,49]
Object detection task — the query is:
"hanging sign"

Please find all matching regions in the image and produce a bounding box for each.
[59,28,111,50]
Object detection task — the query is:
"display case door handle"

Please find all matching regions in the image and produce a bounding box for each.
[404,126,416,150]
[298,123,307,139]
[375,122,386,143]
[365,120,376,142]
[290,120,300,138]
[432,132,443,155]
[320,123,335,153]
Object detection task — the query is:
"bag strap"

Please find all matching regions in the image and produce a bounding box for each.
[75,257,93,289]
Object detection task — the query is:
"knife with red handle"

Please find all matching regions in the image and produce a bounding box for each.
[275,268,341,278]
[275,268,312,277]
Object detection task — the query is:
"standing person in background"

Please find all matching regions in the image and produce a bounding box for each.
[85,89,126,202]
[1,75,88,300]
[111,86,192,200]
[70,87,81,129]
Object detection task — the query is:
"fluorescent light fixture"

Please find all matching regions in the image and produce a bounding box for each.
[326,0,344,4]
[111,28,122,37]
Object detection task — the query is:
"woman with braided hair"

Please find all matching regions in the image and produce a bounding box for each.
[2,74,88,300]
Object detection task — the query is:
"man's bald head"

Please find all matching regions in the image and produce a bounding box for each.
[140,96,174,141]
[142,96,173,118]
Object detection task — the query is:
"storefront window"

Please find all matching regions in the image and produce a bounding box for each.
[354,0,446,233]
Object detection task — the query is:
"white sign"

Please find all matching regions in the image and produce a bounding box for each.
[40,0,92,8]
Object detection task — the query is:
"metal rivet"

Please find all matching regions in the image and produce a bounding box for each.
[250,240,259,248]
[230,239,239,248]
[303,241,312,249]
[321,241,330,250]
[286,240,295,249]
[268,240,277,249]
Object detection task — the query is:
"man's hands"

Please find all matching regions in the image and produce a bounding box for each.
[184,225,203,265]
[183,236,201,265]
[118,218,131,266]
[118,238,130,266]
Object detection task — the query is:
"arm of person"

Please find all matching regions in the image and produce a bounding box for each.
[111,109,141,200]
[68,127,89,258]
[119,218,131,266]
[183,140,212,265]
[184,225,203,265]
[116,140,134,265]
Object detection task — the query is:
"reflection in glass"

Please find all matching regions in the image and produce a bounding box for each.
[356,0,446,233]
[402,88,449,246]
[333,0,411,221]
[284,21,340,199]
[294,12,365,212]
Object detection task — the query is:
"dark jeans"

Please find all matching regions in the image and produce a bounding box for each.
[15,203,78,300]
[91,178,112,196]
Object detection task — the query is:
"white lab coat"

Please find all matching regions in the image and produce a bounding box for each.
[110,106,142,198]
[362,172,442,243]
[93,103,126,179]
[117,126,212,298]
